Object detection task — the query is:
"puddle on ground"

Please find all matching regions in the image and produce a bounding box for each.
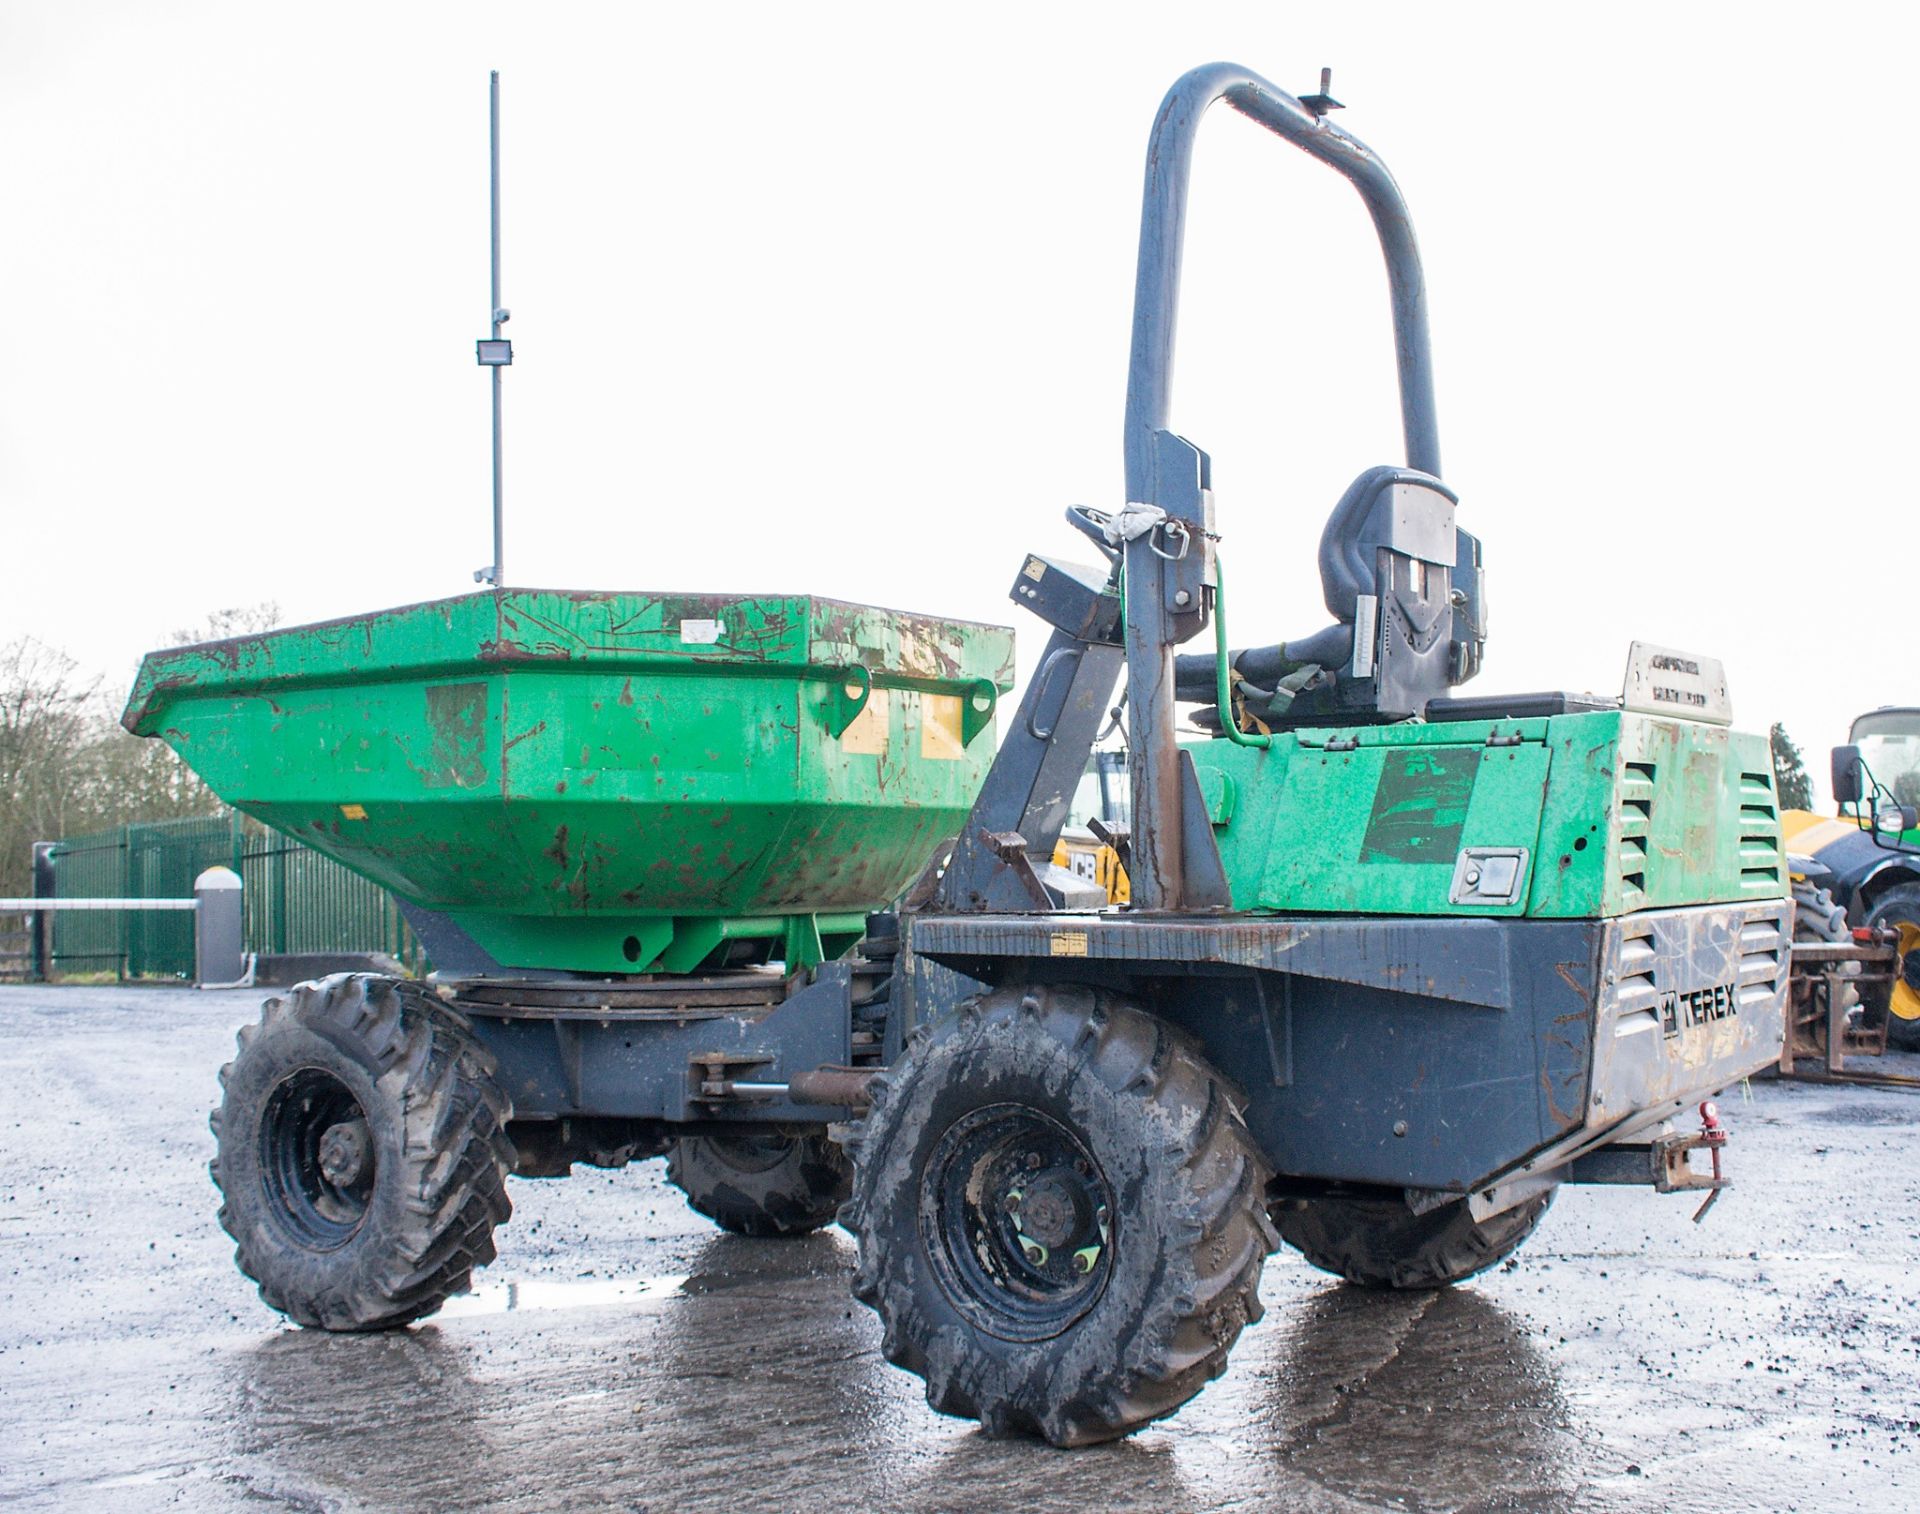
[1807,1100,1920,1126]
[438,1273,690,1318]
[91,1465,207,1491]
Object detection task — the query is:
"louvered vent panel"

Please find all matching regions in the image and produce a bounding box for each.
[1617,760,1656,906]
[1738,768,1783,891]
[1737,904,1790,1007]
[1614,919,1659,1014]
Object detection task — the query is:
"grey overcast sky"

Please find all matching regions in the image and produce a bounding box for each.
[2,2,1910,800]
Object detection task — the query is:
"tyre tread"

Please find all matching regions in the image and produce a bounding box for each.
[667,1131,851,1237]
[846,984,1273,1446]
[211,973,514,1332]
[1275,1189,1552,1290]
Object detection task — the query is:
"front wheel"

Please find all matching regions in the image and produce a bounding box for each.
[1275,1189,1554,1289]
[843,984,1275,1447]
[212,974,515,1330]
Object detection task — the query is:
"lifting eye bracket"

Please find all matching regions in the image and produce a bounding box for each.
[962,679,998,746]
[823,664,873,738]
[821,666,997,745]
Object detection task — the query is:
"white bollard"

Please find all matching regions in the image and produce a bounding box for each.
[194,867,249,988]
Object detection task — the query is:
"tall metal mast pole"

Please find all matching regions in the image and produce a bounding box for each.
[487,70,505,588]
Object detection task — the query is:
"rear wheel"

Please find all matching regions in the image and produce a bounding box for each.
[212,974,515,1330]
[667,1131,850,1237]
[1274,1189,1554,1289]
[1859,883,1920,1051]
[843,984,1275,1446]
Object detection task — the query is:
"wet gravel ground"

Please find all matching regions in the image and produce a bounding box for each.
[2,984,1917,1513]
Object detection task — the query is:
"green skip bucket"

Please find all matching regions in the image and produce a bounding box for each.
[123,589,1015,975]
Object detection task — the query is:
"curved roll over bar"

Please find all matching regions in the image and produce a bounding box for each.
[1122,61,1441,496]
[1119,65,1454,909]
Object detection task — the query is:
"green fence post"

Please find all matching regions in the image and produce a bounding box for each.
[117,825,131,981]
[274,841,288,955]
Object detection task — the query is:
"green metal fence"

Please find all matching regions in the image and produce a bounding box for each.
[241,830,417,966]
[44,814,421,979]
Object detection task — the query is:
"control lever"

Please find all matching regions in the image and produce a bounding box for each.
[1064,505,1121,565]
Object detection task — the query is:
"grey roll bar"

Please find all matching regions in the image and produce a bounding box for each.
[1122,61,1441,488]
[1119,63,1442,910]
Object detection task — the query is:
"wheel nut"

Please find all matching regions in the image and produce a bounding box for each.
[1023,1243,1045,1265]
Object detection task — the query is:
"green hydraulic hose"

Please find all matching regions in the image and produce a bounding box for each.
[1211,551,1271,750]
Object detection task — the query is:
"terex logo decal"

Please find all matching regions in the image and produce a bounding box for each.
[1659,982,1739,1039]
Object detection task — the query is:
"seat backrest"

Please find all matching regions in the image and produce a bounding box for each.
[1172,466,1486,728]
[1295,466,1484,723]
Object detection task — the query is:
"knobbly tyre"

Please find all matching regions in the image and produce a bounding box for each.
[127,63,1789,1448]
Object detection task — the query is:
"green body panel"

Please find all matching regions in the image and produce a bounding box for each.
[1186,710,1784,918]
[124,589,1015,974]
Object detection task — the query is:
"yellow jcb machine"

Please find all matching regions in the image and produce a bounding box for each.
[1780,707,1920,1062]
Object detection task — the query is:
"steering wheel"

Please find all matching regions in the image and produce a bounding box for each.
[1064,505,1120,563]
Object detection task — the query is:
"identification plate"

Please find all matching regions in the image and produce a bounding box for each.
[1622,641,1731,726]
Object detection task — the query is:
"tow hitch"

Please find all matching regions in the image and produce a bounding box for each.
[1563,1100,1732,1223]
[1654,1101,1730,1223]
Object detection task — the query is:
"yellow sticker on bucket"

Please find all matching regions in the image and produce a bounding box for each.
[920,694,966,761]
[839,690,890,756]
[340,804,367,820]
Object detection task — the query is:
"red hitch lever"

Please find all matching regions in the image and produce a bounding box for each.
[1692,1100,1727,1224]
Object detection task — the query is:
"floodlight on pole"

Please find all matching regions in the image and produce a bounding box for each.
[473,70,510,588]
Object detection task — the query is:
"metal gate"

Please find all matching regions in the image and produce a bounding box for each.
[42,814,421,979]
[240,832,416,966]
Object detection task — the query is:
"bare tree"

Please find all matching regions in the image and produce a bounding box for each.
[0,639,99,896]
[168,602,282,649]
[0,605,283,896]
[86,601,285,823]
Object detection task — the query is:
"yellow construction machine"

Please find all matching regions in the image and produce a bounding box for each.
[1780,707,1920,1056]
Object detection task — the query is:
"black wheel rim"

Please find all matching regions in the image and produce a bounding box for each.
[922,1104,1115,1342]
[259,1069,375,1249]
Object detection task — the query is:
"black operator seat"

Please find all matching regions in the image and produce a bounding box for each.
[1174,465,1487,731]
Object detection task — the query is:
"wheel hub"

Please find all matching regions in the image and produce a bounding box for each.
[1015,1170,1090,1250]
[923,1104,1115,1342]
[318,1119,371,1187]
[259,1070,376,1249]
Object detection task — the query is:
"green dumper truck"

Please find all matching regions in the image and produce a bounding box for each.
[126,63,1788,1447]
